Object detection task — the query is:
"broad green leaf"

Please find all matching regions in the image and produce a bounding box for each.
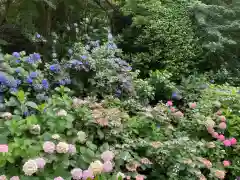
[25,101,38,109]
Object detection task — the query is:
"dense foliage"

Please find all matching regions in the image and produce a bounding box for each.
[0,0,240,179]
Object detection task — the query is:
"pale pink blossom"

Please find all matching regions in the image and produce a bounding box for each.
[223,160,230,167]
[216,110,222,115]
[223,139,231,147]
[0,175,7,180]
[135,174,145,180]
[103,161,113,172]
[207,127,215,134]
[219,116,226,122]
[34,157,46,169]
[217,134,225,141]
[230,137,237,145]
[68,144,77,155]
[10,176,20,180]
[189,102,197,109]
[170,107,176,112]
[218,122,226,130]
[214,170,225,179]
[54,177,64,180]
[173,111,184,118]
[71,168,83,180]
[82,169,94,180]
[212,132,219,138]
[43,141,55,153]
[101,150,114,162]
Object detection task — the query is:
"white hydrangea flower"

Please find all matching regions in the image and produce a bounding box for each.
[89,160,103,175]
[56,142,69,153]
[22,159,38,176]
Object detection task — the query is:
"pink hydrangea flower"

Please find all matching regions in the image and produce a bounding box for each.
[68,144,77,155]
[103,161,113,172]
[170,107,176,112]
[218,122,226,130]
[34,157,46,169]
[135,174,145,180]
[212,132,219,138]
[207,127,215,134]
[166,101,173,106]
[189,102,197,109]
[217,134,225,141]
[54,177,64,180]
[10,176,20,180]
[230,137,237,145]
[82,170,94,180]
[71,168,82,180]
[223,160,230,167]
[173,111,184,118]
[101,150,114,162]
[43,141,55,153]
[0,175,7,180]
[223,139,231,147]
[219,116,226,122]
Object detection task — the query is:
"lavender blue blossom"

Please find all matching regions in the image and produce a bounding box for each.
[26,77,33,84]
[6,79,18,88]
[16,59,20,63]
[33,84,43,91]
[42,79,49,89]
[15,68,20,73]
[9,88,18,93]
[36,33,41,38]
[12,52,20,58]
[59,80,66,86]
[49,64,61,72]
[16,79,21,85]
[0,74,7,84]
[70,59,83,66]
[81,55,87,60]
[30,72,38,79]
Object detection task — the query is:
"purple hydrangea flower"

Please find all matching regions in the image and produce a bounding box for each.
[16,59,20,63]
[70,59,83,66]
[49,64,60,72]
[59,80,65,86]
[42,79,49,89]
[30,72,38,78]
[16,79,21,85]
[6,79,18,88]
[12,52,20,58]
[15,68,21,73]
[32,53,41,61]
[36,33,41,38]
[81,55,87,60]
[26,77,33,84]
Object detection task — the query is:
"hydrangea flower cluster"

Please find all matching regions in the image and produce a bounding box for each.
[43,141,76,155]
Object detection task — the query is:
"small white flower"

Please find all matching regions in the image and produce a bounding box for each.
[56,142,69,153]
[56,109,67,117]
[1,112,12,120]
[89,160,103,175]
[22,160,38,176]
[52,134,60,140]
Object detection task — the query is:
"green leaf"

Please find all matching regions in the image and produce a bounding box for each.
[17,90,25,103]
[97,129,104,139]
[86,141,97,151]
[0,39,8,45]
[119,151,131,160]
[25,101,38,109]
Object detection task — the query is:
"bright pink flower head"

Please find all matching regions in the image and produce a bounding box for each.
[103,161,113,172]
[54,177,64,180]
[82,170,94,180]
[212,132,219,138]
[217,134,225,141]
[223,160,230,167]
[10,176,20,180]
[68,144,77,155]
[43,141,55,153]
[135,174,145,180]
[218,122,227,130]
[223,139,231,147]
[35,157,46,169]
[219,116,226,122]
[166,101,173,106]
[230,137,237,145]
[101,150,114,162]
[189,102,197,109]
[71,168,82,180]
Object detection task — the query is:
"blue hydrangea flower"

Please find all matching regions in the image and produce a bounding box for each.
[9,88,18,93]
[6,79,18,88]
[64,78,71,85]
[23,111,29,117]
[0,74,7,84]
[32,53,41,61]
[59,80,66,85]
[70,59,83,66]
[15,59,20,63]
[49,64,60,72]
[42,79,49,89]
[107,42,117,49]
[36,33,41,38]
[25,56,34,64]
[29,72,38,78]
[26,77,33,84]
[81,55,87,60]
[15,68,21,73]
[33,84,43,91]
[12,52,20,58]
[16,79,21,85]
